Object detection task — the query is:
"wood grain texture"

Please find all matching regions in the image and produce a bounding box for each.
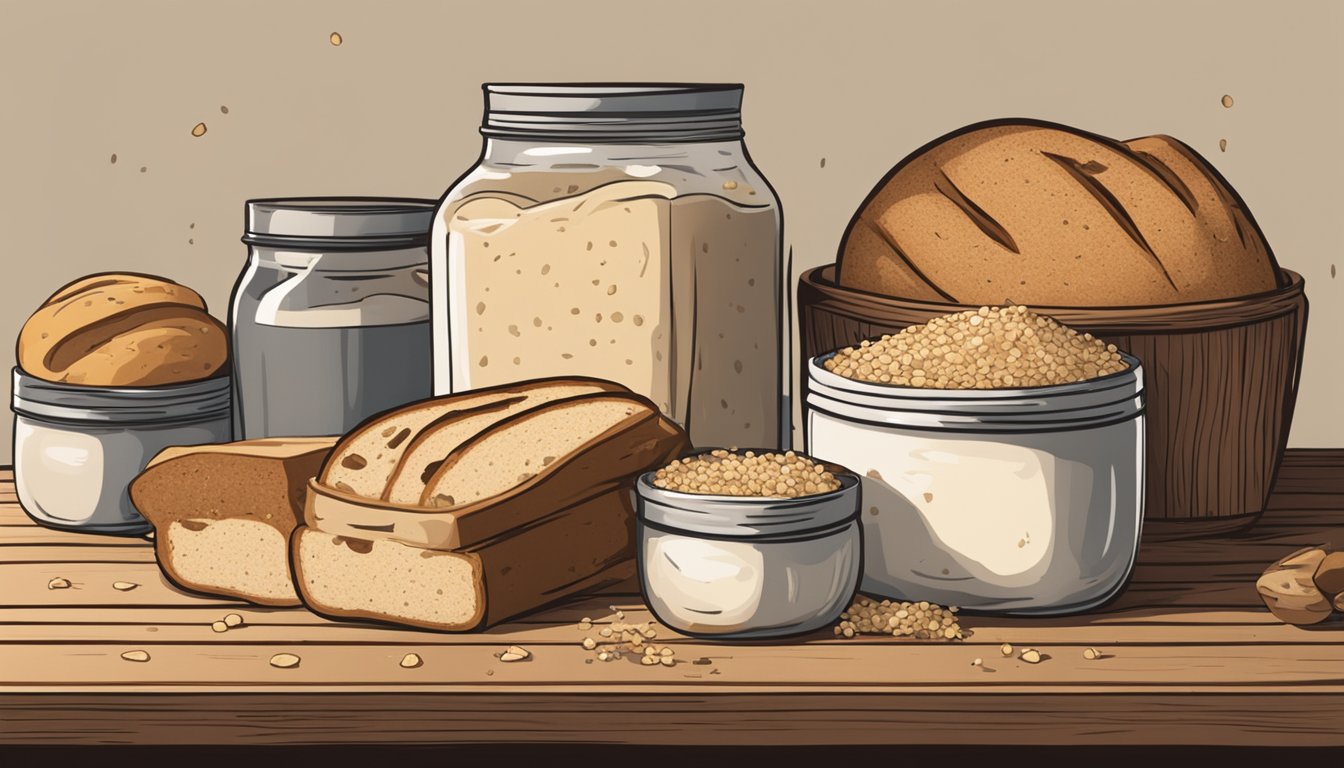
[796,265,1309,536]
[1,456,1343,746]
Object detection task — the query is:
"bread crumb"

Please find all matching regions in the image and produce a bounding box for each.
[47,577,71,590]
[1020,648,1042,664]
[211,621,228,633]
[270,653,301,668]
[121,650,150,662]
[1000,643,1014,657]
[499,645,530,662]
[400,653,423,669]
[1219,139,1228,153]
[1221,94,1234,108]
[223,613,244,628]
[1083,647,1102,660]
[113,581,138,591]
[330,32,343,46]
[191,123,207,137]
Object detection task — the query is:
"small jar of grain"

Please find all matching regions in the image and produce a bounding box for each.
[805,306,1146,615]
[635,450,861,639]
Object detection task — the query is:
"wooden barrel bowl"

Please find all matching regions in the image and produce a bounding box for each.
[797,265,1309,539]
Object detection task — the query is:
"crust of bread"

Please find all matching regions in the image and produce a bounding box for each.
[131,437,337,606]
[17,272,216,383]
[291,486,637,631]
[837,119,1280,306]
[304,392,689,549]
[319,376,628,497]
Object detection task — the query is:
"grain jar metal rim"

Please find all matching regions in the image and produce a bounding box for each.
[809,350,1144,400]
[805,352,1145,433]
[11,367,232,424]
[635,470,861,538]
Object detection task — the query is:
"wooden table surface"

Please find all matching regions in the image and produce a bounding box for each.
[4,451,1344,747]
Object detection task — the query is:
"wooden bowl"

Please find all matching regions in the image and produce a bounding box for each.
[797,265,1308,539]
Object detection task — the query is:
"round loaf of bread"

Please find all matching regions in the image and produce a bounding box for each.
[837,120,1281,306]
[17,272,228,386]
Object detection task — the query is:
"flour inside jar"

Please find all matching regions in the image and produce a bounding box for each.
[443,179,780,448]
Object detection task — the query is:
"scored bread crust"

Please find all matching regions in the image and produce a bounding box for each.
[303,391,690,550]
[382,379,624,503]
[319,376,629,499]
[17,272,215,383]
[836,118,1281,307]
[419,391,689,540]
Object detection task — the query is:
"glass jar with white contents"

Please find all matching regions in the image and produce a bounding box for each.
[432,84,785,449]
[635,466,861,638]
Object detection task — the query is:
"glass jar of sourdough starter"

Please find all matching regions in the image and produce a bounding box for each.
[232,198,435,438]
[432,84,785,449]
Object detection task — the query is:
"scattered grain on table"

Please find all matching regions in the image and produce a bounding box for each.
[833,596,969,641]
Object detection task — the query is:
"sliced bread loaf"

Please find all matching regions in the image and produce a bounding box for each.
[383,379,618,504]
[130,437,337,606]
[293,487,637,631]
[321,377,624,499]
[304,391,689,549]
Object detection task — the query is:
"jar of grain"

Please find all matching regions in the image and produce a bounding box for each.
[431,84,785,449]
[804,311,1146,615]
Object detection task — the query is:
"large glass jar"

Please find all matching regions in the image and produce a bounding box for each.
[431,84,785,449]
[232,198,435,438]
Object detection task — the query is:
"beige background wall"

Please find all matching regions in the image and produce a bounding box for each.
[0,0,1339,461]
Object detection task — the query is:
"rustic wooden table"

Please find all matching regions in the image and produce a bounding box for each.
[3,452,1343,747]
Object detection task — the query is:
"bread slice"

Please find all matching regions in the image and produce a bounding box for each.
[304,394,688,549]
[383,380,619,504]
[130,437,337,606]
[321,377,623,499]
[292,488,637,631]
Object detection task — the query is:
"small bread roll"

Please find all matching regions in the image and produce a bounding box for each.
[18,272,228,387]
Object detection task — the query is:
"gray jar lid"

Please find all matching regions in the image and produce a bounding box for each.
[12,368,232,425]
[482,83,745,142]
[244,198,436,249]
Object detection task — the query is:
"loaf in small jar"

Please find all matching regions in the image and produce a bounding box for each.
[17,272,228,386]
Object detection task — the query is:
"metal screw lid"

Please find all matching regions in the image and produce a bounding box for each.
[243,197,436,249]
[481,83,745,143]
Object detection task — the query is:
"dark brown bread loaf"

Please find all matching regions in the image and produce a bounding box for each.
[837,120,1280,306]
[130,437,338,606]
